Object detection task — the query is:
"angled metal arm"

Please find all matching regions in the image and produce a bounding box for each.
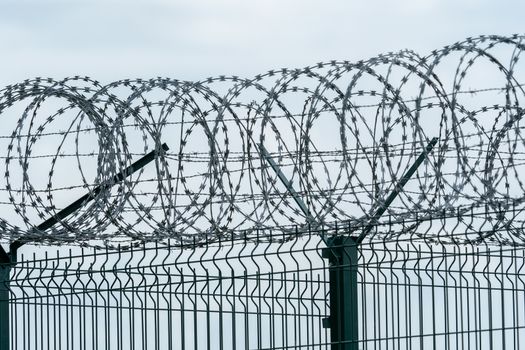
[3,143,169,262]
[259,143,316,223]
[356,137,438,243]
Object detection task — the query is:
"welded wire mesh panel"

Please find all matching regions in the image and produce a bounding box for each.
[357,242,525,350]
[2,228,525,349]
[5,234,331,350]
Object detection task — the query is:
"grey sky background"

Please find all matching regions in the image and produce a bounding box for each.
[1,0,524,86]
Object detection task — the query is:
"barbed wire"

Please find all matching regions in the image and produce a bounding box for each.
[1,34,525,247]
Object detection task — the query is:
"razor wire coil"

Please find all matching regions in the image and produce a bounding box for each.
[1,34,525,247]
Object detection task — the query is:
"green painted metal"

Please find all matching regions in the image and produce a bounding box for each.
[0,266,9,350]
[324,237,359,350]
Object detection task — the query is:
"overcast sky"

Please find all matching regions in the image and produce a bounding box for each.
[1,0,524,86]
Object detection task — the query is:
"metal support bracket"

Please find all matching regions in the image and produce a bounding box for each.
[321,137,438,350]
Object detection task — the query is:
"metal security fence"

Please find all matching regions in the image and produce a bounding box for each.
[2,33,525,350]
[3,223,525,349]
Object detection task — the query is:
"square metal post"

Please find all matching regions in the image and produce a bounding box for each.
[323,236,359,350]
[0,262,10,350]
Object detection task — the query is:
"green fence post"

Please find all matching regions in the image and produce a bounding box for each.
[0,250,10,350]
[323,236,359,350]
